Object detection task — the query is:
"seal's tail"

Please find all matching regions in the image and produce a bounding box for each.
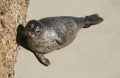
[83,14,104,28]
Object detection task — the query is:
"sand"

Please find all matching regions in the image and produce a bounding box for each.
[15,0,120,78]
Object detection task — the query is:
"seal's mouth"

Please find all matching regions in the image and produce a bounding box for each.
[30,32,36,37]
[24,29,34,38]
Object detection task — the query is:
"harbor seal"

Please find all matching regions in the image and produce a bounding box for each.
[20,14,103,66]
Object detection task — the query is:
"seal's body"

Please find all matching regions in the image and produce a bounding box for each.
[23,14,103,66]
[26,17,84,53]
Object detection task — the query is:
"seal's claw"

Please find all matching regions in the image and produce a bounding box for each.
[41,58,50,66]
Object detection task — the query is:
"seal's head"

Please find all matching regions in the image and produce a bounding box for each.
[25,20,43,38]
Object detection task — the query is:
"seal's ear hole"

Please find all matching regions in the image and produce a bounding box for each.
[35,26,42,33]
[36,30,40,33]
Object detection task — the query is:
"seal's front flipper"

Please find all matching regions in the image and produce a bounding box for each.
[34,52,50,66]
[83,14,104,28]
[55,34,66,45]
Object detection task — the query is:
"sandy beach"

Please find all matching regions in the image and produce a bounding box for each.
[15,0,120,78]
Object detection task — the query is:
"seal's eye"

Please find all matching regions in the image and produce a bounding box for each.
[28,24,34,29]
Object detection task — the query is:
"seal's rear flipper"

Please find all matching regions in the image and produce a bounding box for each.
[83,14,104,28]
